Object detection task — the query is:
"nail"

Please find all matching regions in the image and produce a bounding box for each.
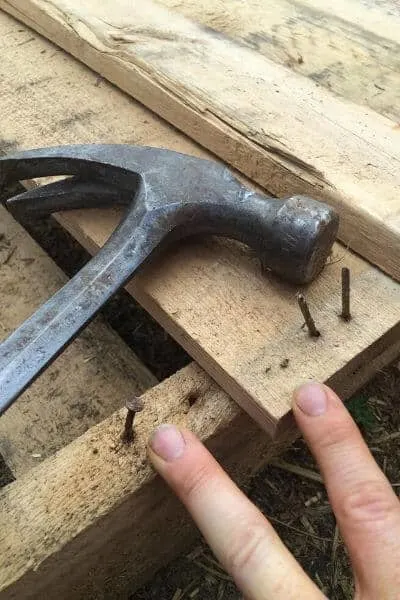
[294,383,328,416]
[297,293,320,338]
[121,409,135,444]
[341,267,351,321]
[150,424,186,462]
[121,396,144,444]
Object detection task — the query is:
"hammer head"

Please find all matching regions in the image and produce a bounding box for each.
[0,144,339,284]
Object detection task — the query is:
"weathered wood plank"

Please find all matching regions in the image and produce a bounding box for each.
[0,11,399,434]
[0,205,156,476]
[59,208,400,432]
[0,12,399,597]
[159,0,400,120]
[1,0,400,280]
[0,364,298,600]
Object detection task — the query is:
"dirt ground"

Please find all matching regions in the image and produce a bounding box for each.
[1,204,399,600]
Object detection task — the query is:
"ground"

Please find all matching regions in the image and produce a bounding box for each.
[0,199,399,599]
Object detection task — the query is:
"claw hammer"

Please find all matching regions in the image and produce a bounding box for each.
[0,144,339,415]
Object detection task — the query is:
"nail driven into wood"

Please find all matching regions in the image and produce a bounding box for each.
[341,267,351,321]
[297,293,320,338]
[121,396,144,444]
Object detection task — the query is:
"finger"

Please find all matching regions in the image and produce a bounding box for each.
[148,424,324,600]
[293,383,400,595]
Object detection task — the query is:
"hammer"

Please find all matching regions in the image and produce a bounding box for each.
[0,144,339,415]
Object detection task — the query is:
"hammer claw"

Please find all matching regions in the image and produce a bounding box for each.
[6,177,132,217]
[0,144,144,197]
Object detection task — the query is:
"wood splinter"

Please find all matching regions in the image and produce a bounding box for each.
[121,396,144,443]
[297,293,321,338]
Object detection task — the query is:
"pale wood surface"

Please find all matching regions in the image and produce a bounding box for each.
[0,12,399,597]
[0,206,156,476]
[61,209,400,432]
[1,12,399,434]
[0,363,298,599]
[159,0,400,120]
[1,0,400,280]
[0,16,298,596]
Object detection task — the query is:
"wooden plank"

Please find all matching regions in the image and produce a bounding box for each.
[0,363,299,600]
[0,14,399,597]
[0,16,299,596]
[60,209,400,432]
[158,0,400,120]
[1,1,400,281]
[0,206,156,476]
[1,11,399,434]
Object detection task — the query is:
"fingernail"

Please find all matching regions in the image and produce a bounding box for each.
[150,424,186,461]
[294,383,328,416]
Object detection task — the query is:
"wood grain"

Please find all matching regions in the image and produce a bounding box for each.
[0,12,399,597]
[159,0,400,120]
[1,0,400,280]
[0,16,297,596]
[0,206,156,476]
[0,363,298,599]
[1,12,399,433]
[60,208,400,432]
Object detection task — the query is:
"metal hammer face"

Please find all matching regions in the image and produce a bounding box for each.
[0,144,339,415]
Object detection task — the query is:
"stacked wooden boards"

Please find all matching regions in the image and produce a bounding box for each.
[0,15,287,599]
[0,3,400,597]
[0,12,294,598]
[1,0,399,280]
[1,1,400,435]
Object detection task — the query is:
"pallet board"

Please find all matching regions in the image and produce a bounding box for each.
[0,363,296,599]
[158,0,400,120]
[60,209,400,433]
[0,205,156,476]
[0,14,299,596]
[1,12,400,434]
[0,10,400,598]
[1,0,400,280]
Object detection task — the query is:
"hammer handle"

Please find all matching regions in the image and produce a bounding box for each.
[0,204,157,415]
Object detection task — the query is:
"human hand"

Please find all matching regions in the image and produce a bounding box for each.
[148,383,400,599]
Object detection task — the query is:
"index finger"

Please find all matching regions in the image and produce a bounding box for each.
[148,424,324,600]
[293,383,400,595]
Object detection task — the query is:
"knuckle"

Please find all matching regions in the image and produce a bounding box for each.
[178,461,214,501]
[313,419,354,453]
[339,480,398,526]
[225,524,266,577]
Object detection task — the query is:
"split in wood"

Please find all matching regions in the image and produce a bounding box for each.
[121,396,144,444]
[297,293,320,338]
[341,267,351,321]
